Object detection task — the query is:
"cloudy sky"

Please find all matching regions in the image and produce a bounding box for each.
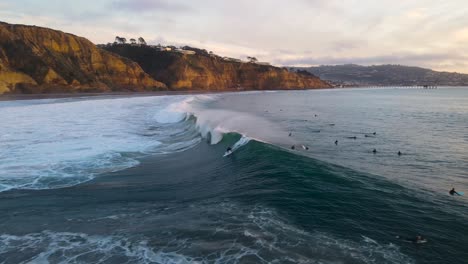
[1,0,468,72]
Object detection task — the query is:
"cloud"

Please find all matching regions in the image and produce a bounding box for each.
[405,8,429,20]
[330,40,362,52]
[111,0,190,13]
[3,0,468,73]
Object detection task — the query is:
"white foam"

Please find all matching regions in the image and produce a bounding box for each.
[0,95,200,192]
[150,94,287,147]
[0,231,195,264]
[226,136,252,154]
[0,203,414,264]
[190,107,292,146]
[153,97,194,124]
[222,204,415,264]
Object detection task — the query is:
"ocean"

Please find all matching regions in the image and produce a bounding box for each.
[0,88,467,263]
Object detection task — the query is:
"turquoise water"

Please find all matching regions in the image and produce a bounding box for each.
[0,88,467,263]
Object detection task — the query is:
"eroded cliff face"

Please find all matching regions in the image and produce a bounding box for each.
[0,22,165,94]
[104,46,331,90]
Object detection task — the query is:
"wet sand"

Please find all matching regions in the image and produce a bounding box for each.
[0,87,334,102]
[0,90,235,102]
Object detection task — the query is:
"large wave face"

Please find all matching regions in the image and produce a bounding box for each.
[0,96,204,192]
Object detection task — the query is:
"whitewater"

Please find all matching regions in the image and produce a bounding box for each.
[0,95,198,191]
[0,94,270,192]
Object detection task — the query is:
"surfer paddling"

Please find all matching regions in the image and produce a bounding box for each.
[396,235,427,244]
[449,188,461,196]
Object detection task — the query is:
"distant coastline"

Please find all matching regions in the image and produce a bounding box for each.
[294,64,468,87]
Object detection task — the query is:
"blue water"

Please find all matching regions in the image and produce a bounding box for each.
[0,88,467,263]
[214,88,468,195]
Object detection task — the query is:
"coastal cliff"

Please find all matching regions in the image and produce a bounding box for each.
[103,45,330,90]
[0,21,330,94]
[0,22,165,94]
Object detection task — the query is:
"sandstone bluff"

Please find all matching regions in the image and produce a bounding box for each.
[104,45,330,91]
[0,22,330,94]
[0,22,165,94]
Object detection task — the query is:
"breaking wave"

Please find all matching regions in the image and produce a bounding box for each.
[0,93,279,192]
[0,95,205,192]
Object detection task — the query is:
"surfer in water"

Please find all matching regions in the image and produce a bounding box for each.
[372,149,377,154]
[398,151,402,156]
[225,147,233,155]
[396,235,427,244]
[335,140,338,145]
[449,188,461,196]
[414,235,427,243]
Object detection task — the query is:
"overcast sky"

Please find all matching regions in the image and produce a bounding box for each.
[1,0,468,72]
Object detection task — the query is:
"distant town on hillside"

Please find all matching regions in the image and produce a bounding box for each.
[294,64,468,87]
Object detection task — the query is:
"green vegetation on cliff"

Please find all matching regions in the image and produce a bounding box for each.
[103,45,330,90]
[0,22,166,94]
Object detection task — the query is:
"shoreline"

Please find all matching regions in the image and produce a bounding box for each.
[0,90,227,102]
[2,85,465,102]
[0,88,332,102]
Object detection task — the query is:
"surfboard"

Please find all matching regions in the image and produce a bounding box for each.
[223,151,233,157]
[457,192,464,196]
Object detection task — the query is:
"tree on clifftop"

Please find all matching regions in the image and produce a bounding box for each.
[138,37,147,45]
[247,56,258,63]
[114,36,127,44]
[130,38,137,45]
